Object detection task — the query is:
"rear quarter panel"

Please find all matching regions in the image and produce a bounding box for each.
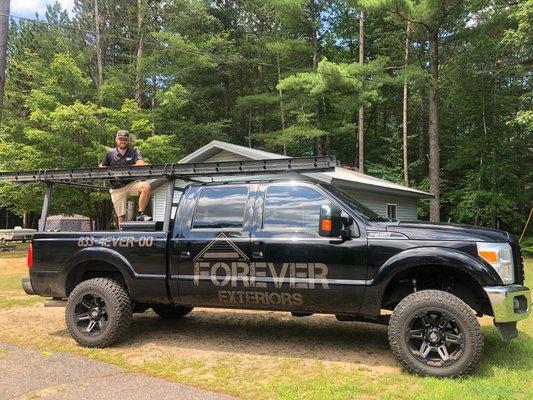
[30,231,168,303]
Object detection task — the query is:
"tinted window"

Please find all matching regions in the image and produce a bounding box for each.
[193,187,248,229]
[263,186,329,231]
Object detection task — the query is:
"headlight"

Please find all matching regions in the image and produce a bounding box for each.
[477,242,514,284]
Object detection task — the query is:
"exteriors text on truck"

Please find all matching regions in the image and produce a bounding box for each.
[16,162,530,377]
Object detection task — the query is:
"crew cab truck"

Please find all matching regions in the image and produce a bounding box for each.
[19,169,530,377]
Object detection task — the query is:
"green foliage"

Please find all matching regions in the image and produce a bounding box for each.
[0,0,529,231]
[521,236,533,257]
[136,135,185,164]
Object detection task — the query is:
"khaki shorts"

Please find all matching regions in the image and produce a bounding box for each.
[109,180,146,217]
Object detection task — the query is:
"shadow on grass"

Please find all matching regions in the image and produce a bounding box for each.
[53,308,395,367]
[472,326,533,375]
[49,308,532,374]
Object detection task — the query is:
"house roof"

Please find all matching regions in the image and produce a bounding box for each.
[175,140,433,199]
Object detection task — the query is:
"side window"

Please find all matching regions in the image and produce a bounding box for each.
[387,204,397,220]
[263,186,330,231]
[192,187,248,229]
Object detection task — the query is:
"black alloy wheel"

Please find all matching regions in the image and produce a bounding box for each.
[405,309,465,367]
[73,293,109,335]
[66,278,132,348]
[388,290,484,377]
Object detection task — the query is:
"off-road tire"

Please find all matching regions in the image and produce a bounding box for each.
[388,289,483,377]
[152,304,194,320]
[66,278,132,348]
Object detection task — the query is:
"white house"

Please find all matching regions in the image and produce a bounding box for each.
[150,140,433,221]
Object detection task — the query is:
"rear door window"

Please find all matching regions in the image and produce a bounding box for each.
[192,187,248,229]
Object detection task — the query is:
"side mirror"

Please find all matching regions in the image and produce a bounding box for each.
[319,204,344,237]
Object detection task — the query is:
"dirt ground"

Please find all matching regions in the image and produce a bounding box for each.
[0,254,400,396]
[0,293,398,372]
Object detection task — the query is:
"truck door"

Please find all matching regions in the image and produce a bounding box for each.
[250,182,367,314]
[170,184,256,306]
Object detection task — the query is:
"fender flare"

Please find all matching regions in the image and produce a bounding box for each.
[62,247,136,294]
[370,246,503,292]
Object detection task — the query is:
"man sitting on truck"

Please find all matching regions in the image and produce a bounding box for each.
[100,130,152,224]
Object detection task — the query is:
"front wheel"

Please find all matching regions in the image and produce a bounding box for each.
[65,278,132,348]
[388,290,484,377]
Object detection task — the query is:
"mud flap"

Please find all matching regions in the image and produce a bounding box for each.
[495,322,518,342]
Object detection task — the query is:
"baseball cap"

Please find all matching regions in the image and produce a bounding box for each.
[115,129,130,139]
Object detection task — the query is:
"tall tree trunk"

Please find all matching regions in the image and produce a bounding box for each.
[135,0,146,107]
[402,21,411,186]
[276,54,287,155]
[310,0,322,155]
[248,108,252,148]
[94,0,103,101]
[257,63,265,145]
[0,0,10,126]
[418,87,426,177]
[358,10,364,173]
[428,28,440,221]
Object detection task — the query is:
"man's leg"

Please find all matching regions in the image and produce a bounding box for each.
[137,182,151,213]
[117,214,126,225]
[127,181,152,221]
[110,187,128,228]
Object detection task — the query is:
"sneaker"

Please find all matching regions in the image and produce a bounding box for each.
[135,213,152,221]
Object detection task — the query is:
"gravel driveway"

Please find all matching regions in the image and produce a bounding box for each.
[0,342,236,400]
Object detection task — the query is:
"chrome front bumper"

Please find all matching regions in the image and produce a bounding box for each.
[484,285,530,323]
[484,285,530,341]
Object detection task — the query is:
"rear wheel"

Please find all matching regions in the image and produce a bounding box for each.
[152,304,193,320]
[65,278,132,348]
[388,289,483,377]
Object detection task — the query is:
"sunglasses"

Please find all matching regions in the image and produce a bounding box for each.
[117,137,130,141]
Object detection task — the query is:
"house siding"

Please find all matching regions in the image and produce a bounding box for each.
[203,150,251,162]
[152,181,188,221]
[344,189,418,220]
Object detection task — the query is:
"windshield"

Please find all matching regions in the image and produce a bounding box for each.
[321,184,390,222]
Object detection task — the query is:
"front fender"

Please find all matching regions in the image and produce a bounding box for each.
[358,246,502,318]
[372,246,503,289]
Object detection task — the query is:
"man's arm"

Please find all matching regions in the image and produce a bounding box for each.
[134,149,144,166]
[99,151,110,167]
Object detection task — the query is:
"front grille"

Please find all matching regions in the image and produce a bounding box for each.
[510,239,525,285]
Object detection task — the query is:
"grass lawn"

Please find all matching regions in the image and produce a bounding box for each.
[0,249,531,400]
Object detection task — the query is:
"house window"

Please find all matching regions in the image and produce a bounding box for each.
[387,204,397,220]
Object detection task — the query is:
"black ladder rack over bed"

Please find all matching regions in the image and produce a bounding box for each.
[0,156,336,183]
[0,156,337,231]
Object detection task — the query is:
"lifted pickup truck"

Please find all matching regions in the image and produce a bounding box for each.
[8,158,530,377]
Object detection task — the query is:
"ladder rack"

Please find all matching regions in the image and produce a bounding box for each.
[0,156,336,183]
[0,156,337,232]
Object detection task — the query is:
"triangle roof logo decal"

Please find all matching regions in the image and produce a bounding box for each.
[193,232,249,261]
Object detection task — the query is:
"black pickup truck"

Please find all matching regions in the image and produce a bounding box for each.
[22,179,530,377]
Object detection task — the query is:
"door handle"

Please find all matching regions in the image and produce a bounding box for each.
[252,241,264,259]
[179,242,191,259]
